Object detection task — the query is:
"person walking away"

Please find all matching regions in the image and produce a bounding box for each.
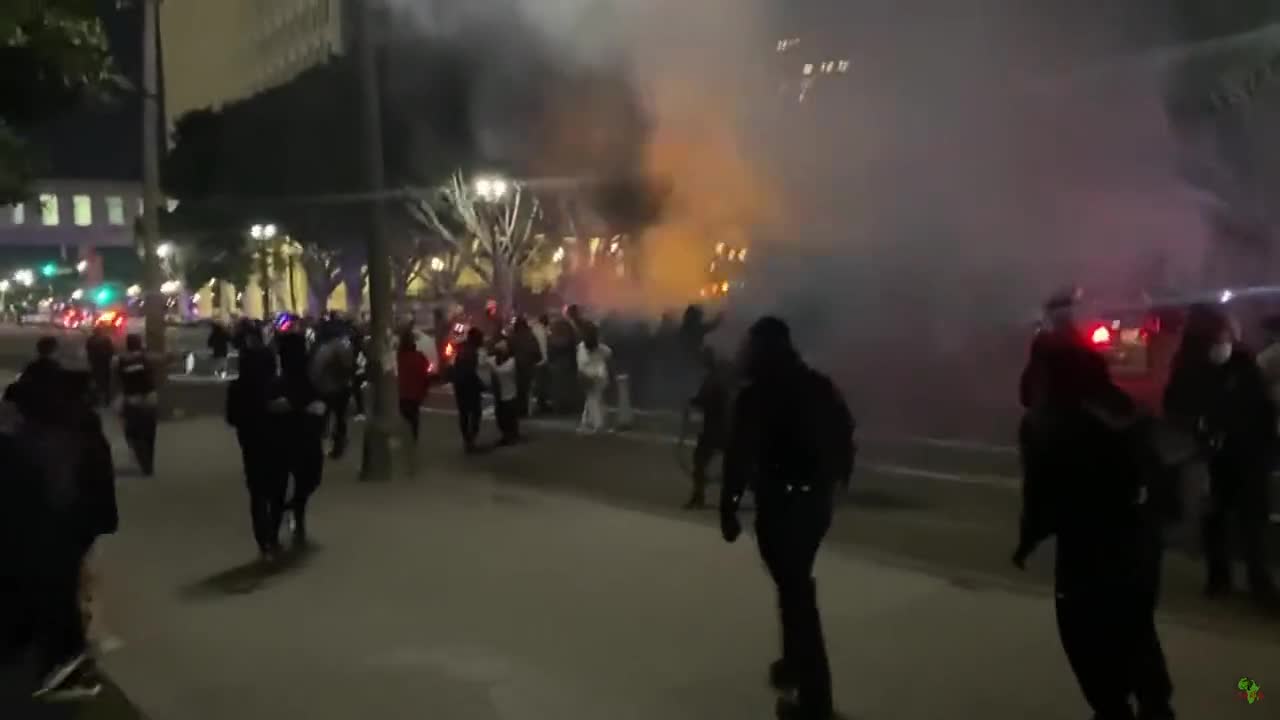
[684,346,731,509]
[719,317,852,720]
[511,316,542,417]
[276,332,326,547]
[1015,322,1175,720]
[5,370,117,700]
[225,322,286,563]
[577,324,612,434]
[207,320,231,378]
[310,321,355,460]
[115,334,158,476]
[22,336,62,384]
[532,314,552,414]
[1164,308,1277,606]
[487,338,520,444]
[452,328,486,453]
[84,328,115,407]
[396,332,429,441]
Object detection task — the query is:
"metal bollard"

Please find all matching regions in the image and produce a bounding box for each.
[615,373,634,430]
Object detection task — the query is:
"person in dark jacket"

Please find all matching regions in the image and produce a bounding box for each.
[453,327,486,453]
[115,334,158,476]
[85,328,115,407]
[683,347,731,509]
[720,317,853,720]
[21,336,63,391]
[275,331,326,547]
[510,316,542,418]
[207,320,232,378]
[1164,308,1277,604]
[4,370,116,699]
[397,332,430,441]
[226,322,286,562]
[1016,333,1174,720]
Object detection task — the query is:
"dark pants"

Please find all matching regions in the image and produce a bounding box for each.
[324,391,350,458]
[34,538,89,675]
[495,398,519,442]
[756,493,833,715]
[455,387,482,450]
[689,433,723,504]
[90,361,111,406]
[400,398,421,440]
[1202,466,1274,593]
[533,364,552,413]
[238,429,285,553]
[1055,580,1173,719]
[285,436,324,542]
[516,365,534,418]
[352,374,367,416]
[122,403,157,475]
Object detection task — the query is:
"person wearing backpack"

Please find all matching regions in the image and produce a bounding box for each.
[1015,327,1174,720]
[719,317,852,720]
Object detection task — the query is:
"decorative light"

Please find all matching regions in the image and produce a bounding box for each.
[429,256,446,272]
[0,280,9,292]
[714,242,725,256]
[160,280,181,294]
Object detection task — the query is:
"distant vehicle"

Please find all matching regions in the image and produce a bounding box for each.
[58,306,92,330]
[94,309,127,332]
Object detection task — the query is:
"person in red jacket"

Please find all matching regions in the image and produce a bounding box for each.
[397,332,431,440]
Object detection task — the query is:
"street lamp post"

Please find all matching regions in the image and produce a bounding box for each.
[250,224,277,317]
[356,0,397,481]
[141,0,166,356]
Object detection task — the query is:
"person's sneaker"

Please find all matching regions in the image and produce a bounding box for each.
[775,695,834,720]
[32,653,88,698]
[39,679,102,702]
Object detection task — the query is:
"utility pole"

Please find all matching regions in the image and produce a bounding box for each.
[141,0,166,356]
[356,0,396,481]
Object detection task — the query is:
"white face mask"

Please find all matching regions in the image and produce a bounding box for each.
[1209,342,1233,366]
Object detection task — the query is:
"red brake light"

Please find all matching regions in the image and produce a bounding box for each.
[1090,326,1112,346]
[444,342,455,359]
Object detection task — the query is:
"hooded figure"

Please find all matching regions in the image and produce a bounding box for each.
[275,331,326,547]
[226,321,287,561]
[719,317,852,720]
[1164,307,1276,604]
[1015,327,1175,720]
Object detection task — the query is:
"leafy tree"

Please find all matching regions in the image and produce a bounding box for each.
[0,0,117,202]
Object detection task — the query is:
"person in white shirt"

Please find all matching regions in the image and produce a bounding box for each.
[577,324,612,434]
[486,339,521,444]
[531,314,552,414]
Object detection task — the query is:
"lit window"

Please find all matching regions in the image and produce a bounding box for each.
[106,196,125,226]
[838,60,850,73]
[802,64,813,76]
[40,194,59,226]
[10,203,24,225]
[72,195,93,226]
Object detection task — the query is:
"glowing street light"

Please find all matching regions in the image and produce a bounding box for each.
[0,280,10,292]
[76,260,89,273]
[250,223,278,241]
[13,269,35,287]
[160,280,181,294]
[156,242,173,259]
[714,242,725,256]
[552,247,566,263]
[429,256,446,272]
[474,176,509,201]
[71,289,85,301]
[126,284,142,298]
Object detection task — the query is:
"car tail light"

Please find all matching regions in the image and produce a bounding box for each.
[444,342,455,359]
[1090,325,1112,346]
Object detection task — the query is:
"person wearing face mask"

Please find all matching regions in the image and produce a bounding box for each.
[1164,307,1277,607]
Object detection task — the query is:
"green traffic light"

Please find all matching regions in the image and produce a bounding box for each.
[40,263,58,278]
[94,288,113,305]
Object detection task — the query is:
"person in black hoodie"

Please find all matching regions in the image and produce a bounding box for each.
[1016,325,1174,720]
[275,330,327,547]
[453,327,485,453]
[719,317,853,720]
[1164,306,1277,605]
[226,321,286,562]
[4,370,116,700]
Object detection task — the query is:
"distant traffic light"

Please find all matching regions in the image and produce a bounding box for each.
[94,287,114,305]
[40,263,58,278]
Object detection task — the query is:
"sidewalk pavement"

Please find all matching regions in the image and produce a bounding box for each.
[85,419,1278,719]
